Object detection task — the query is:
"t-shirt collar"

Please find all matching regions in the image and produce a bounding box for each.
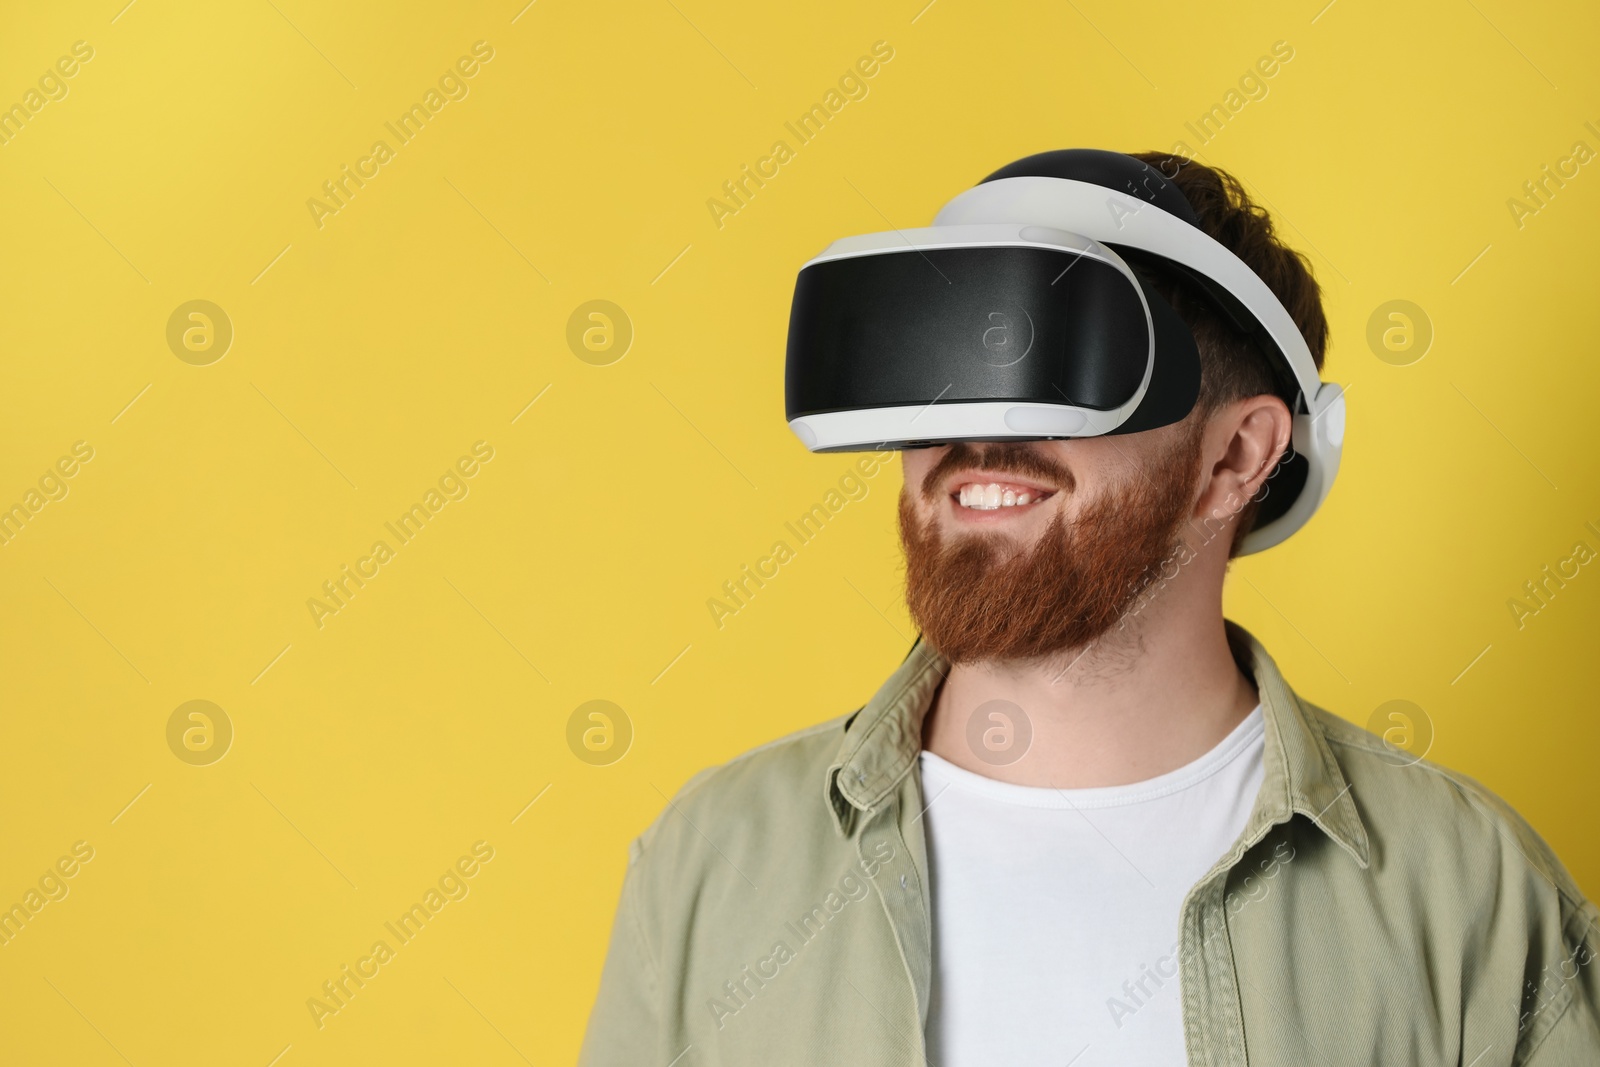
[825,619,1370,869]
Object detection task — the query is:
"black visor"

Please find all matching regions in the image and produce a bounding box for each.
[784,243,1201,449]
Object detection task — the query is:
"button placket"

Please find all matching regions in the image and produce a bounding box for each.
[856,793,933,1063]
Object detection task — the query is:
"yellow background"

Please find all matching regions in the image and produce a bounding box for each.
[1,0,1597,1062]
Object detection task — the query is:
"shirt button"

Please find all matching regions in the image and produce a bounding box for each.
[900,874,908,889]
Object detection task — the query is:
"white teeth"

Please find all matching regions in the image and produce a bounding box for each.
[958,482,1042,510]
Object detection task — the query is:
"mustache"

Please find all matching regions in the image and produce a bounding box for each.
[919,441,1077,500]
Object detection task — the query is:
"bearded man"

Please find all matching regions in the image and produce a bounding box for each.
[579,152,1600,1067]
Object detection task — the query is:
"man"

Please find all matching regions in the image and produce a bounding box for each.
[579,151,1600,1065]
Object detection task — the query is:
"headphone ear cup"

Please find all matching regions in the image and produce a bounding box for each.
[1102,272,1202,436]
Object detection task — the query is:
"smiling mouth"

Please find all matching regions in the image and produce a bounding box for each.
[951,480,1058,511]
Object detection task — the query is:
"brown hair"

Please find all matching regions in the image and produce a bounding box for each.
[1126,151,1330,556]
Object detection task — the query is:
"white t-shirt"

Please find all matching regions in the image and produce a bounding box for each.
[919,704,1266,1066]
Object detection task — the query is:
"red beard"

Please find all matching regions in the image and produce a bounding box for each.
[897,425,1206,665]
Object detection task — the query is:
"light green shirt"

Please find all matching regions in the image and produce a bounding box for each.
[579,620,1600,1065]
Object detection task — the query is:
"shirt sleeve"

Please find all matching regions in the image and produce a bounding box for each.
[577,835,663,1066]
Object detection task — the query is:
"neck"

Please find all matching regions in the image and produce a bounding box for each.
[920,586,1259,788]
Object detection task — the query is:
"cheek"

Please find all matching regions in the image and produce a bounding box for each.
[897,449,936,492]
[899,484,931,524]
[1065,435,1132,470]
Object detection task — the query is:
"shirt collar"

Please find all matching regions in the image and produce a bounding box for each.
[825,619,1370,869]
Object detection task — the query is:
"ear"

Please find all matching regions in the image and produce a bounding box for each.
[1194,394,1292,529]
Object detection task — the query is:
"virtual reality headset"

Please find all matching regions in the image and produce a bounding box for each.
[782,148,1345,555]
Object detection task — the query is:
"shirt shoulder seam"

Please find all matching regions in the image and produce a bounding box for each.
[1323,726,1594,916]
